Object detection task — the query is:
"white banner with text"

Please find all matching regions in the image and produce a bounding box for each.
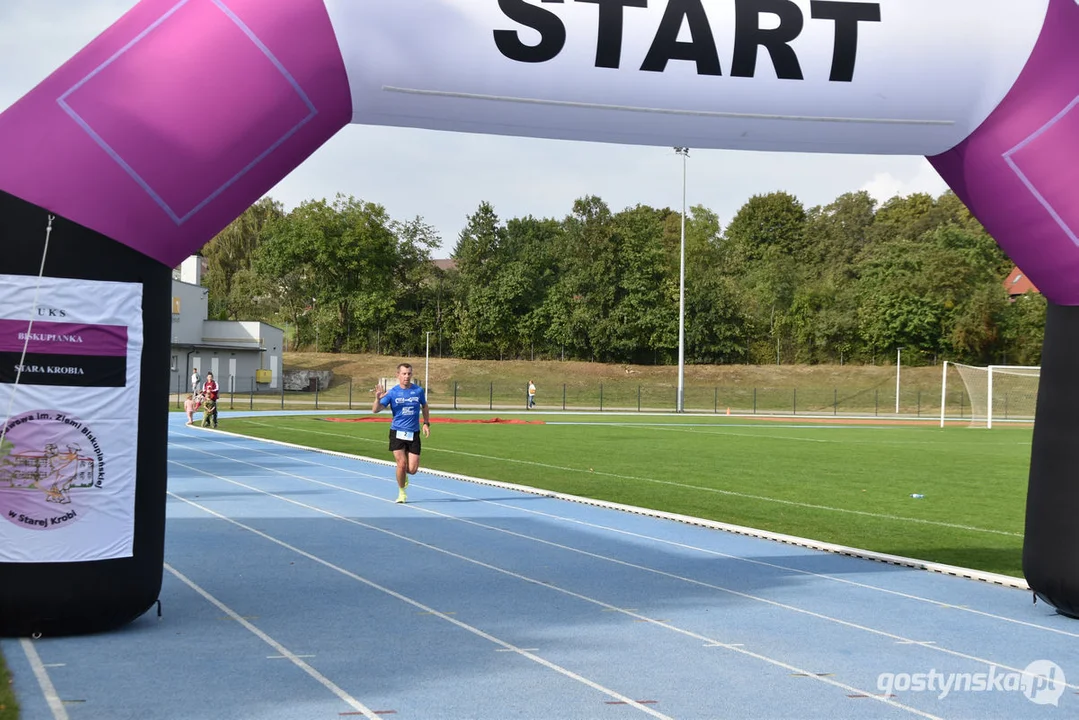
[0,274,143,563]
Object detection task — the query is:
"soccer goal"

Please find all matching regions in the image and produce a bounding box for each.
[940,362,1041,428]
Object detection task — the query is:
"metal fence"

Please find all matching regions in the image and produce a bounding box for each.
[173,376,1029,421]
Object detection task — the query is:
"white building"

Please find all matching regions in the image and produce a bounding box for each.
[169,256,283,397]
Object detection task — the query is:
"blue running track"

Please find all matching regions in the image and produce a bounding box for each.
[3,414,1077,719]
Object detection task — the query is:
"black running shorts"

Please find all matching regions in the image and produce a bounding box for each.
[388,428,422,455]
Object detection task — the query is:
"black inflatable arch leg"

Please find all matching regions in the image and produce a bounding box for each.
[1023,301,1079,618]
[0,189,169,637]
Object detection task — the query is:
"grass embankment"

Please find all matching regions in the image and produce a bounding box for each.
[253,353,970,417]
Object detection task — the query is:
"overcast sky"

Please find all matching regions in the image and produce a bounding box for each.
[1,0,949,257]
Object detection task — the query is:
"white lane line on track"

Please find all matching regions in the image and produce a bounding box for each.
[268,655,316,659]
[175,444,1079,693]
[414,494,1072,638]
[232,421,1021,538]
[176,433,1072,640]
[173,439,1079,675]
[163,564,382,720]
[482,505,1067,634]
[169,458,944,719]
[166,485,673,720]
[20,639,69,720]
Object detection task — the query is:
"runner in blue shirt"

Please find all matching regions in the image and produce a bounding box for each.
[372,362,430,503]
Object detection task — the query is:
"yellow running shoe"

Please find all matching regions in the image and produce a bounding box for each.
[396,489,407,504]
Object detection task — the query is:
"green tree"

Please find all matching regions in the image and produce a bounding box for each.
[450,202,508,358]
[607,204,677,363]
[378,217,442,356]
[202,197,284,319]
[254,195,397,352]
[223,267,275,324]
[788,279,861,364]
[674,205,754,363]
[543,196,622,362]
[452,202,503,286]
[724,192,808,363]
[999,293,1046,366]
[724,191,807,267]
[854,224,1008,363]
[501,215,562,359]
[948,282,1009,363]
[803,190,876,278]
[865,192,938,247]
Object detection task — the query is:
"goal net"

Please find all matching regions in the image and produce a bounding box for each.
[941,362,1041,428]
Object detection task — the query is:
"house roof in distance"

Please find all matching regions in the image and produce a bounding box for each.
[1004,266,1039,296]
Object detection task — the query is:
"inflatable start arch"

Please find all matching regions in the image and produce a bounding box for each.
[2,0,1079,635]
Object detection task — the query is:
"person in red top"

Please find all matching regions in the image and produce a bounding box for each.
[202,373,219,428]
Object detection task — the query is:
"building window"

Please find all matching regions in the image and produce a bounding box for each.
[170,355,178,372]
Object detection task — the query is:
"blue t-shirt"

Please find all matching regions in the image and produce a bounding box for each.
[380,383,427,433]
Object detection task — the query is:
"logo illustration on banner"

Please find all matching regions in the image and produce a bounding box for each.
[0,410,103,531]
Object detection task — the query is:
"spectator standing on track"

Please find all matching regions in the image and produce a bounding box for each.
[527,380,537,409]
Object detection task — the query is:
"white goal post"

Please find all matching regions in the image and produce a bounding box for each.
[940,362,1041,428]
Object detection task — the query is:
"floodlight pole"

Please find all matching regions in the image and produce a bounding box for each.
[896,347,903,415]
[674,147,689,413]
[425,330,434,390]
[939,361,948,428]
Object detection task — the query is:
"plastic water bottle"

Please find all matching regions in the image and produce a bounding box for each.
[910,493,925,499]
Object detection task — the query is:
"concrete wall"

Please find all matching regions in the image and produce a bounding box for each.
[282,370,333,392]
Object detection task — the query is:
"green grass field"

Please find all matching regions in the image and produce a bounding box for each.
[0,650,17,720]
[223,412,1032,578]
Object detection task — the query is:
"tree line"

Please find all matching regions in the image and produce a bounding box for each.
[199,189,1045,367]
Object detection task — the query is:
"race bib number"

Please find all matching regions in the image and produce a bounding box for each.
[395,430,414,442]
